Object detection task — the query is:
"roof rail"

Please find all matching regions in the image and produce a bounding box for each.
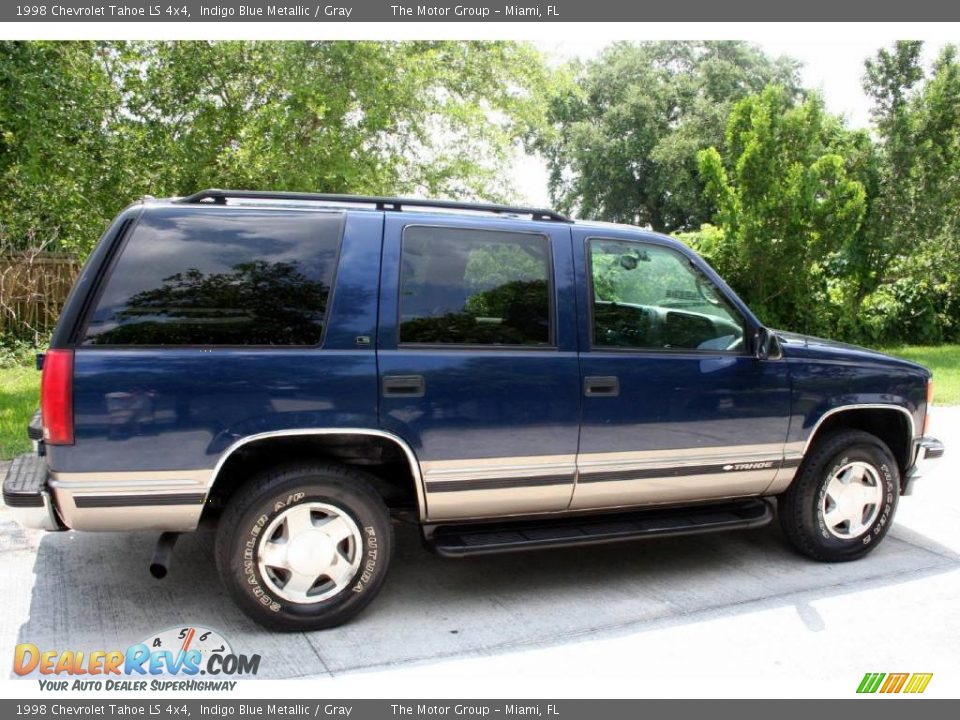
[175,188,571,223]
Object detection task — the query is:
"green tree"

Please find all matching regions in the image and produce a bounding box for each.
[0,41,550,256]
[114,41,547,202]
[535,41,801,233]
[856,42,925,299]
[693,86,867,333]
[0,42,120,252]
[858,42,960,343]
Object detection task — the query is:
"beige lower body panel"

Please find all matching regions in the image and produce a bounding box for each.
[570,469,777,509]
[572,443,799,510]
[422,455,575,521]
[47,443,805,529]
[422,444,803,521]
[427,484,574,520]
[764,453,804,495]
[48,469,209,532]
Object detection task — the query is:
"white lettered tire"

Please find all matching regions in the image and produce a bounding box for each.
[779,429,900,562]
[215,462,393,631]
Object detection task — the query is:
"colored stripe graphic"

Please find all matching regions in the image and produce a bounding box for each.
[857,672,932,694]
[857,673,885,693]
[904,673,933,694]
[880,673,909,693]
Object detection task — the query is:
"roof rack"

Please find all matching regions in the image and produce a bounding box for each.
[175,188,571,223]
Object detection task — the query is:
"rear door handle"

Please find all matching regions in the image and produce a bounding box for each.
[584,376,620,397]
[382,375,426,398]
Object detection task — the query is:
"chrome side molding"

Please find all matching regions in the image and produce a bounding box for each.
[208,428,429,520]
[802,403,916,456]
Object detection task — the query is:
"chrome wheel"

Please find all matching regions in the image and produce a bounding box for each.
[257,502,362,604]
[820,461,884,539]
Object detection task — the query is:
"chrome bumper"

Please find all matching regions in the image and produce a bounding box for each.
[903,436,945,496]
[2,453,64,531]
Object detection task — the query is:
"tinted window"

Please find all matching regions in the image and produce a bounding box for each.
[82,208,341,346]
[589,239,745,352]
[399,226,552,346]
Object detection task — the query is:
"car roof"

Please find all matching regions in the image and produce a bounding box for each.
[138,191,684,249]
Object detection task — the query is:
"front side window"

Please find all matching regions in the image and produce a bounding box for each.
[399,226,552,346]
[588,238,745,352]
[81,208,341,346]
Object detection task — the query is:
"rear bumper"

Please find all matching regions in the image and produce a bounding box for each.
[3,453,207,531]
[2,454,64,531]
[903,436,945,496]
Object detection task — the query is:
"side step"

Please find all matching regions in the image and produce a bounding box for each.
[429,499,773,558]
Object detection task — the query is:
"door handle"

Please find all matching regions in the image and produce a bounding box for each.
[382,375,426,398]
[584,376,619,397]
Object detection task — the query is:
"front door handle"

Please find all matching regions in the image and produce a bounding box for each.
[382,375,426,398]
[584,376,620,397]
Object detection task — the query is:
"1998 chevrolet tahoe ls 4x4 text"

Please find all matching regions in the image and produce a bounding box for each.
[3,189,945,630]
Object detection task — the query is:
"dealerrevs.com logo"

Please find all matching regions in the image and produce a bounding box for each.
[13,626,260,692]
[857,672,933,694]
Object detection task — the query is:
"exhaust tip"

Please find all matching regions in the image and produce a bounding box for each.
[149,531,180,580]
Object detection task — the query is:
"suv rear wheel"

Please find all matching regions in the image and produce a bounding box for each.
[779,429,900,562]
[215,462,393,631]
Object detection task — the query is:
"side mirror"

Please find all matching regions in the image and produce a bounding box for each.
[755,327,777,360]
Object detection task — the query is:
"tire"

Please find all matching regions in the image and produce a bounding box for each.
[778,429,900,562]
[215,462,394,631]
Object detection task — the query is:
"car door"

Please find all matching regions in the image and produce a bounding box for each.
[570,227,793,510]
[377,214,581,522]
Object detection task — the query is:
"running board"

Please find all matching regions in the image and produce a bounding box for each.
[428,499,773,558]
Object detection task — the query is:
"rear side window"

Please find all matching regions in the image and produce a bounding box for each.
[81,208,342,346]
[399,226,552,346]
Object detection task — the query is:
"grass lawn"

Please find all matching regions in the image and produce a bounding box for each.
[1,364,40,460]
[882,345,960,406]
[0,344,958,461]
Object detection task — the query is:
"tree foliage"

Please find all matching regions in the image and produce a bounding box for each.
[692,86,868,332]
[537,41,801,232]
[542,39,960,345]
[0,42,121,252]
[0,40,547,254]
[856,42,960,343]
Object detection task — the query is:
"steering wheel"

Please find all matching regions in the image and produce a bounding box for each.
[695,276,722,306]
[726,335,744,352]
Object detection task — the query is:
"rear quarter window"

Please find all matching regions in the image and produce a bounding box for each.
[80,207,342,346]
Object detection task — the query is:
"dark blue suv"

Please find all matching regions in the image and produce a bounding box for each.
[3,189,944,630]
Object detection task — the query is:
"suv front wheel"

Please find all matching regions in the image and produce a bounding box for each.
[779,429,900,562]
[215,462,394,631]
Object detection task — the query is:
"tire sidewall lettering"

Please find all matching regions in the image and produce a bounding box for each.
[815,450,895,547]
[351,527,379,594]
[242,506,281,612]
[239,490,378,613]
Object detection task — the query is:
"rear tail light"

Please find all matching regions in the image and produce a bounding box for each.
[923,379,934,436]
[41,349,74,445]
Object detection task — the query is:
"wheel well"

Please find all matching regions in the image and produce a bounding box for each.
[202,433,421,520]
[808,408,913,476]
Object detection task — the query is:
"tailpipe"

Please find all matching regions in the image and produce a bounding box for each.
[149,532,180,579]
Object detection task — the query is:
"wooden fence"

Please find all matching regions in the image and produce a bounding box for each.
[0,251,82,337]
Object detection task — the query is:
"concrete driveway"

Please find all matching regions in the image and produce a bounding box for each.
[2,408,958,694]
